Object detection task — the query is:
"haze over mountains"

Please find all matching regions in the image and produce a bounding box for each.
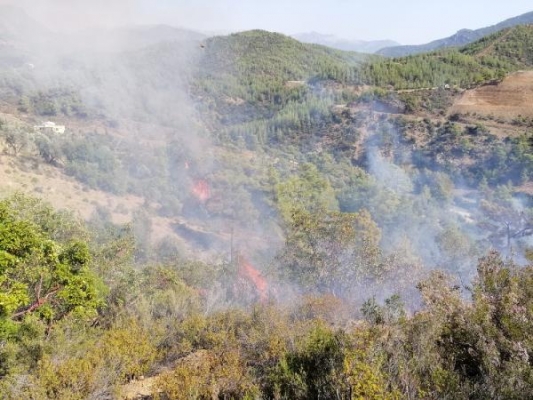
[291,32,399,54]
[0,5,205,55]
[2,3,533,60]
[378,10,533,57]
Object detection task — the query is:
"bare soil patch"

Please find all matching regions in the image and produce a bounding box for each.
[450,71,533,118]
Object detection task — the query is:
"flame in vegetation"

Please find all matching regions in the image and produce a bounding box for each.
[238,256,268,303]
[192,179,211,203]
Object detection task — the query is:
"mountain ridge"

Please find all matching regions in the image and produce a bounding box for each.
[292,31,399,54]
[378,10,533,57]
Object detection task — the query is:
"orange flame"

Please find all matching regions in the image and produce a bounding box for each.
[192,180,211,203]
[238,258,268,303]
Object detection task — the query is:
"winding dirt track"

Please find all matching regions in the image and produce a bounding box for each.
[450,71,533,118]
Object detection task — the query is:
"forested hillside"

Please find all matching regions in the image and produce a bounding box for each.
[377,10,533,56]
[361,25,533,89]
[2,7,533,398]
[194,30,368,108]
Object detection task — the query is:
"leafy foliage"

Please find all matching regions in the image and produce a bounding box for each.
[0,195,102,337]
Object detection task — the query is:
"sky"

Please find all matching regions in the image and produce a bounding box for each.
[3,0,533,44]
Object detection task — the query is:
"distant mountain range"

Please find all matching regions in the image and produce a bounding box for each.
[2,3,533,62]
[0,5,205,54]
[292,32,399,54]
[378,10,533,57]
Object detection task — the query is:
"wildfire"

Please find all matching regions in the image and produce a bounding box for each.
[237,257,268,303]
[192,179,211,203]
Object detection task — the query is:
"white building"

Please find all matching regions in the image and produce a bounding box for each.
[33,121,66,135]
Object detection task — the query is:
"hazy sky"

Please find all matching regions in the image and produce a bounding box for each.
[5,0,533,44]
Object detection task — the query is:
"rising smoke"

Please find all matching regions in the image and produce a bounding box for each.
[1,1,530,312]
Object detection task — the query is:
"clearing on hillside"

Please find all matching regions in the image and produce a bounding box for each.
[450,71,533,118]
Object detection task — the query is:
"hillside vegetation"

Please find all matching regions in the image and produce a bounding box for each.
[1,195,533,399]
[361,25,533,89]
[2,8,533,399]
[194,30,369,107]
[378,10,533,56]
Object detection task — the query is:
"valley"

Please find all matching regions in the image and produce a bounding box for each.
[1,4,533,399]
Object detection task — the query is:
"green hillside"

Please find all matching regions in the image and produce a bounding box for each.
[378,10,533,57]
[361,25,533,89]
[4,15,533,399]
[194,30,369,106]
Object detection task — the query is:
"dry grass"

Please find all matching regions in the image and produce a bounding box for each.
[0,154,144,223]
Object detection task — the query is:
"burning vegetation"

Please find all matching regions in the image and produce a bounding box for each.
[191,179,211,203]
[3,4,533,399]
[236,254,269,303]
